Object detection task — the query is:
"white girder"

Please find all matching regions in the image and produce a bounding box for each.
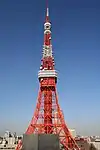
[38,70,57,79]
[43,45,52,57]
[44,30,51,34]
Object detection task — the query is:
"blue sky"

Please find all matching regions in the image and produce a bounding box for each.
[0,0,100,136]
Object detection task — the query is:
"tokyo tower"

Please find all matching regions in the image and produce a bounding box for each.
[16,3,80,150]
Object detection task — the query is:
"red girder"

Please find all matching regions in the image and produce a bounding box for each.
[44,33,51,46]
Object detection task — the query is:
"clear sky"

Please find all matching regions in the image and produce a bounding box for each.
[0,0,100,136]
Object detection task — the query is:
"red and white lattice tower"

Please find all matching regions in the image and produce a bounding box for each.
[16,4,80,150]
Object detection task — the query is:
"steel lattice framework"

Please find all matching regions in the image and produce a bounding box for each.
[16,4,80,150]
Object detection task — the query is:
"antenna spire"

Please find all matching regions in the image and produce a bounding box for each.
[46,0,49,22]
[46,0,49,16]
[47,8,49,17]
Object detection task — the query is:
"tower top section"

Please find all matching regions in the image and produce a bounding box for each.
[43,3,52,58]
[38,3,57,82]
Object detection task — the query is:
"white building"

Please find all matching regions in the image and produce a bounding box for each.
[69,129,76,138]
[4,131,11,138]
[92,140,100,150]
